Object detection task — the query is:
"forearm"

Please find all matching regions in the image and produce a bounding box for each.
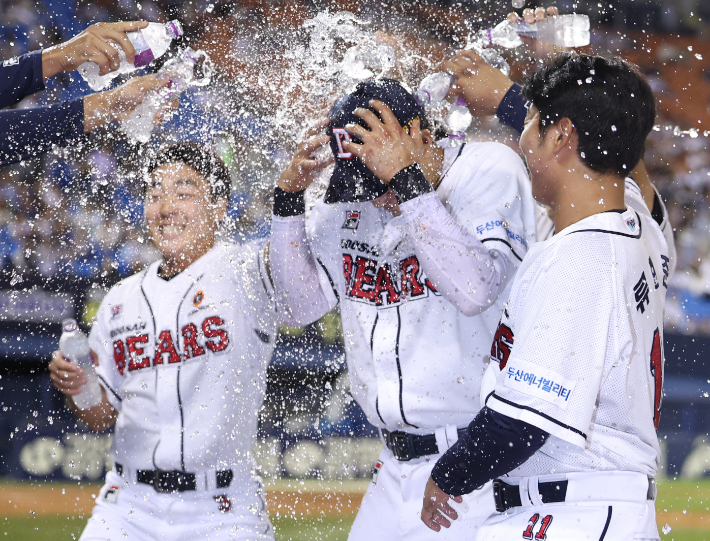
[66,387,118,432]
[393,167,515,316]
[0,99,84,166]
[271,189,335,326]
[431,407,549,497]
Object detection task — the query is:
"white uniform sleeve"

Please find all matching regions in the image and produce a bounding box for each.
[399,193,517,316]
[270,214,338,327]
[88,297,123,411]
[398,144,532,316]
[486,242,615,448]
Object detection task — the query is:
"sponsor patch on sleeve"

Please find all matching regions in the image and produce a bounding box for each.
[502,359,575,410]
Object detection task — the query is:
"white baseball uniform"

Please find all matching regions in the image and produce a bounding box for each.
[81,242,279,541]
[271,140,537,540]
[480,198,670,540]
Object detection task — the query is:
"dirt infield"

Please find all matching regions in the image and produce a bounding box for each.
[0,480,707,530]
[0,480,367,518]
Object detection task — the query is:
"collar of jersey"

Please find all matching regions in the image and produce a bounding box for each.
[545,205,639,245]
[151,243,221,283]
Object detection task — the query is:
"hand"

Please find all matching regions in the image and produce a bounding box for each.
[441,50,514,117]
[343,100,425,184]
[49,350,88,396]
[83,74,171,133]
[508,5,559,24]
[278,118,332,193]
[42,21,149,80]
[421,476,463,532]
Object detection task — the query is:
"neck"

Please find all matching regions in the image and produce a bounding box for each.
[159,244,213,278]
[549,167,626,233]
[422,144,445,189]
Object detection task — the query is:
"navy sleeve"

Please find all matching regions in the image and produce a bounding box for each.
[0,50,45,110]
[431,407,549,497]
[495,83,527,136]
[0,99,85,166]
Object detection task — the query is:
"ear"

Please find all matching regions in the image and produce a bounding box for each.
[421,128,434,146]
[552,117,575,154]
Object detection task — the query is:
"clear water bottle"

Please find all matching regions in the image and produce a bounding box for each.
[414,71,455,107]
[122,48,213,143]
[445,97,471,143]
[78,20,184,91]
[477,15,591,49]
[59,319,103,410]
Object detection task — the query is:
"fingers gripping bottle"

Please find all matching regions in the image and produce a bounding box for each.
[78,20,184,91]
[121,48,213,143]
[59,319,103,410]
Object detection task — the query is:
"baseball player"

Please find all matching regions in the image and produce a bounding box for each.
[48,142,278,541]
[442,16,676,268]
[269,78,537,540]
[421,53,667,541]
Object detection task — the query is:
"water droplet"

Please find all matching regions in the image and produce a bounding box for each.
[662,524,672,535]
[599,199,604,204]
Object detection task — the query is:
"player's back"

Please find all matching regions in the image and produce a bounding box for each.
[489,206,669,478]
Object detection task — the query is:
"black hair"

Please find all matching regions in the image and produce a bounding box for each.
[522,52,655,177]
[146,142,231,202]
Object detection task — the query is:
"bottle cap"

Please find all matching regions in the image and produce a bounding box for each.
[62,319,78,333]
[167,20,184,39]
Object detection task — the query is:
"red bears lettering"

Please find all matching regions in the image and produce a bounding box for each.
[153,330,180,365]
[181,323,206,359]
[342,254,354,296]
[350,256,377,301]
[113,340,126,375]
[374,264,400,305]
[126,334,150,371]
[203,317,229,352]
[400,256,425,296]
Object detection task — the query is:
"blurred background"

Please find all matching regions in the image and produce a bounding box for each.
[1,0,710,538]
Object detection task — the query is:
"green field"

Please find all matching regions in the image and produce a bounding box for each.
[2,478,709,540]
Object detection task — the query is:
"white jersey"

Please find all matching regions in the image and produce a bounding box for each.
[89,242,278,475]
[307,141,536,433]
[485,204,670,477]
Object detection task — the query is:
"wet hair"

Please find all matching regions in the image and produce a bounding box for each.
[146,142,231,202]
[522,52,655,177]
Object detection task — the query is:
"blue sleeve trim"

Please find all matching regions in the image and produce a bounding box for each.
[496,83,527,136]
[431,406,548,497]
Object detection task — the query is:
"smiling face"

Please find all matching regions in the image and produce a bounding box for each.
[144,162,227,273]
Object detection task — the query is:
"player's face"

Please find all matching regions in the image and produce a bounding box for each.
[520,106,554,206]
[145,162,227,267]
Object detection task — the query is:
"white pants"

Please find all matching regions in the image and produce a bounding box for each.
[80,471,274,541]
[477,472,660,541]
[348,446,496,541]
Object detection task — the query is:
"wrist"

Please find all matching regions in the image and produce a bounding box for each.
[41,47,66,81]
[274,187,305,217]
[389,163,433,203]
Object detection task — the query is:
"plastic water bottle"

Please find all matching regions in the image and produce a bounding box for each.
[122,48,213,143]
[59,319,103,410]
[78,20,183,91]
[477,15,590,49]
[445,97,471,142]
[414,72,455,107]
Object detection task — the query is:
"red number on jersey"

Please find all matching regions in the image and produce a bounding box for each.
[491,321,514,369]
[535,515,553,540]
[650,327,663,430]
[522,513,539,539]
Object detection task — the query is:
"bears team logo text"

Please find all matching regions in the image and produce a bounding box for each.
[112,316,229,374]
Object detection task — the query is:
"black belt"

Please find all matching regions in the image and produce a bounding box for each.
[382,428,467,461]
[493,477,657,513]
[115,463,233,493]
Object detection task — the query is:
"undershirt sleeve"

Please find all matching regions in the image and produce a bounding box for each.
[432,407,548,497]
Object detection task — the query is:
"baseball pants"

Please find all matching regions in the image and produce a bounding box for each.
[348,446,496,541]
[80,470,274,541]
[477,471,660,541]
